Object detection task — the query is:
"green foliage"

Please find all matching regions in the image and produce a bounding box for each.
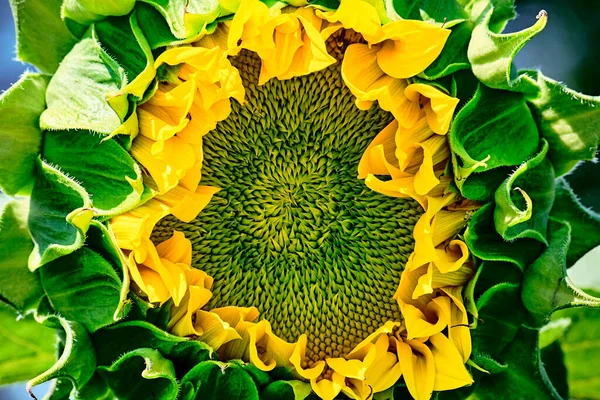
[465,204,544,271]
[179,361,260,400]
[467,6,546,95]
[9,0,77,73]
[551,179,600,267]
[526,71,600,176]
[139,0,220,41]
[27,159,93,270]
[0,197,44,313]
[26,314,96,398]
[450,85,539,194]
[522,218,600,319]
[42,131,144,217]
[40,34,128,134]
[62,0,136,28]
[0,73,49,196]
[261,380,312,400]
[98,348,178,399]
[39,248,123,332]
[494,140,555,243]
[0,306,56,385]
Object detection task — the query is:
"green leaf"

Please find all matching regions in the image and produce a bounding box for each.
[553,297,600,399]
[551,178,600,267]
[261,380,312,400]
[86,221,131,319]
[0,306,56,385]
[473,260,522,297]
[494,140,555,243]
[540,340,569,399]
[91,321,214,373]
[39,247,123,332]
[521,218,600,319]
[0,197,45,313]
[136,3,179,49]
[422,21,472,80]
[0,73,49,195]
[98,348,178,400]
[140,0,220,41]
[40,34,128,134]
[467,7,546,95]
[466,0,517,33]
[62,0,136,26]
[473,283,534,357]
[391,0,467,21]
[449,85,540,192]
[9,0,77,73]
[42,131,144,217]
[28,158,93,270]
[526,71,600,176]
[94,13,156,99]
[27,314,96,398]
[179,361,259,400]
[468,327,562,399]
[465,203,544,271]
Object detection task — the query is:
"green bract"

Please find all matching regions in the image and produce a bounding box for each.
[1,0,599,399]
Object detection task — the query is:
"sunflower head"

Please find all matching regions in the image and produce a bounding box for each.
[1,1,600,400]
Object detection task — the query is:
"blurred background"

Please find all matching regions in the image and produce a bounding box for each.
[0,0,599,399]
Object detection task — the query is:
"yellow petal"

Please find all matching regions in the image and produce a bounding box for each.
[372,21,450,79]
[346,320,400,360]
[131,135,195,194]
[317,0,381,37]
[405,84,460,134]
[364,335,403,393]
[412,135,450,196]
[168,284,212,336]
[433,240,469,274]
[310,372,345,400]
[247,320,296,371]
[397,339,435,400]
[138,80,196,142]
[431,210,468,247]
[155,230,192,265]
[326,358,368,380]
[195,309,242,349]
[357,120,401,179]
[153,185,219,222]
[227,0,274,56]
[290,334,326,380]
[429,333,474,391]
[440,287,472,362]
[395,116,434,170]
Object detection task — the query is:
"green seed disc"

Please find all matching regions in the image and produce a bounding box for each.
[152,48,422,363]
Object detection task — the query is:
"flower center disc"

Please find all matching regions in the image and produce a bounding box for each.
[153,49,423,362]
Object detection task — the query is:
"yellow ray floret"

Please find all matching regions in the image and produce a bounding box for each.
[357,112,456,208]
[131,46,244,194]
[228,0,336,84]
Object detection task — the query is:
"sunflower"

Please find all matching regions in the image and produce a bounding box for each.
[1,0,600,399]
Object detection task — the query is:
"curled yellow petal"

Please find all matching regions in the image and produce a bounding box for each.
[429,333,474,391]
[310,371,345,400]
[371,21,450,79]
[405,83,460,134]
[317,0,381,37]
[397,339,435,400]
[441,287,472,362]
[247,320,296,371]
[290,334,326,380]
